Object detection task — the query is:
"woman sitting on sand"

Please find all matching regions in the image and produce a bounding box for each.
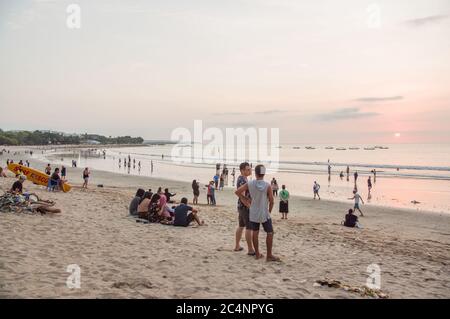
[158,194,175,220]
[129,188,145,217]
[138,193,162,222]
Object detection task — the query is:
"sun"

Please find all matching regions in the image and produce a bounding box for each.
[395,133,401,138]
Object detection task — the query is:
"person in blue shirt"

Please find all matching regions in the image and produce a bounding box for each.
[173,197,204,227]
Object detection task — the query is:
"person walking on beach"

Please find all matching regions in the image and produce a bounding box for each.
[219,173,225,190]
[233,162,255,255]
[151,160,154,173]
[279,185,289,220]
[328,164,331,176]
[313,181,321,200]
[349,190,364,216]
[354,171,358,183]
[231,168,236,186]
[271,178,279,196]
[45,164,51,175]
[214,174,219,190]
[346,165,350,176]
[192,180,200,204]
[235,165,280,262]
[373,169,377,183]
[367,176,372,195]
[207,181,216,205]
[82,167,90,189]
[61,165,66,180]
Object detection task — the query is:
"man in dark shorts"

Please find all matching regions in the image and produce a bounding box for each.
[235,165,280,262]
[233,162,255,255]
[173,197,204,227]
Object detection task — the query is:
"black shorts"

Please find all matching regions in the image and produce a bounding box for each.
[238,207,251,229]
[249,219,274,233]
[175,213,195,227]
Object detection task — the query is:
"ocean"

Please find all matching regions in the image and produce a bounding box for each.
[42,143,450,214]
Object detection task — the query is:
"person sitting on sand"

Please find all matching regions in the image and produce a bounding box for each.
[173,197,204,227]
[137,192,153,219]
[164,188,176,203]
[235,165,280,262]
[137,192,162,222]
[158,193,175,220]
[11,175,26,194]
[129,188,145,217]
[342,209,361,228]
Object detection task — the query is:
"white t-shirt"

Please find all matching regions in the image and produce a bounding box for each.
[354,193,361,204]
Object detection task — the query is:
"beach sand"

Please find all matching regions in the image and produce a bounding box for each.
[0,150,449,299]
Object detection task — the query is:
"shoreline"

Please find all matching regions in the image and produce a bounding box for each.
[8,149,448,217]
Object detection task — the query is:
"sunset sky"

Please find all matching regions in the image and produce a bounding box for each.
[1,0,449,143]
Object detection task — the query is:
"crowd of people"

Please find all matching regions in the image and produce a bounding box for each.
[128,186,204,227]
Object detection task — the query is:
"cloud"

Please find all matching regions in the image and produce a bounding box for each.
[211,109,289,116]
[355,96,403,102]
[317,108,379,121]
[403,15,449,27]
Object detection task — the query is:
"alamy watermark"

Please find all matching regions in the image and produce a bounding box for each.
[366,263,381,290]
[170,120,280,171]
[66,264,81,289]
[66,4,81,29]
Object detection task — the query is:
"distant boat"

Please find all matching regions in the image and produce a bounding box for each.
[336,147,347,151]
[293,146,301,149]
[325,147,334,150]
[349,147,360,150]
[305,146,316,150]
[364,147,376,150]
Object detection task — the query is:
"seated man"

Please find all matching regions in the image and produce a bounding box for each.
[343,209,361,228]
[11,175,26,194]
[173,197,204,227]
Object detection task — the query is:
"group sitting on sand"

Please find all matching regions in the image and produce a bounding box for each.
[2,175,62,214]
[128,187,204,227]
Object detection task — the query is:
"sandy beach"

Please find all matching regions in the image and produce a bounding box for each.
[0,150,449,299]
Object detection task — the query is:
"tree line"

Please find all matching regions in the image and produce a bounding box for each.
[0,129,144,145]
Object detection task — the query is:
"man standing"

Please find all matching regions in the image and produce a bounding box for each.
[233,162,254,255]
[235,165,280,262]
[313,181,321,200]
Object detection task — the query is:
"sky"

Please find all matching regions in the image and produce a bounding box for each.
[0,0,449,143]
